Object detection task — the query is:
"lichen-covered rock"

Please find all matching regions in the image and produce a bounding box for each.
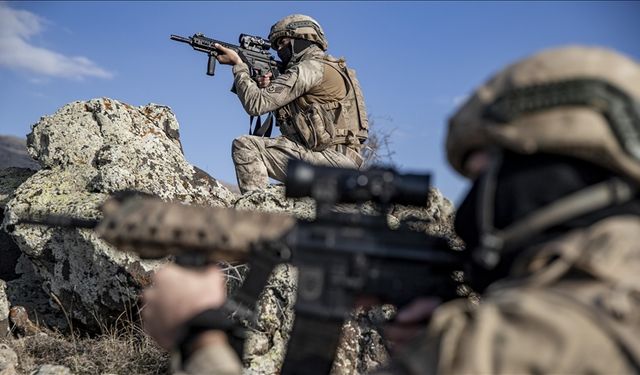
[0,281,9,337]
[242,264,297,375]
[389,187,465,250]
[5,255,65,330]
[233,185,461,374]
[331,306,395,374]
[31,364,72,375]
[25,98,234,205]
[0,343,18,375]
[8,306,40,337]
[3,98,237,328]
[233,185,315,220]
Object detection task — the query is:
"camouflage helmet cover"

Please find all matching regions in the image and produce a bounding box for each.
[446,46,640,184]
[269,14,328,51]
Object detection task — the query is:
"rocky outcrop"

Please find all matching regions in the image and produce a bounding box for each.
[1,98,462,374]
[3,98,236,328]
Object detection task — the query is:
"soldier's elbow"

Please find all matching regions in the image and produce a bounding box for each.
[244,106,263,117]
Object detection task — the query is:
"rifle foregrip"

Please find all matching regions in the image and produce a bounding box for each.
[207,54,216,76]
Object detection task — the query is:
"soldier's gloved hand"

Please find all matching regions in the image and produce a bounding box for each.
[383,297,441,353]
[255,71,273,88]
[214,43,242,65]
[142,264,227,350]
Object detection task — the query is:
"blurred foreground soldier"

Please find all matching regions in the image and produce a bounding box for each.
[215,14,368,193]
[384,45,640,374]
[143,45,640,374]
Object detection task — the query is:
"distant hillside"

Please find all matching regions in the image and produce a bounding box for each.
[0,135,40,170]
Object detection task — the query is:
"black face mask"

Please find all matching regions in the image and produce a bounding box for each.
[454,151,639,292]
[277,39,316,65]
[277,44,293,66]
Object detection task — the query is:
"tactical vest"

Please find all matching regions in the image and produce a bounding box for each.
[277,57,368,152]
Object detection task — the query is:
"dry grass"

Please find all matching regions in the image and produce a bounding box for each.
[3,323,169,375]
[361,116,397,168]
[3,297,170,375]
[0,262,251,374]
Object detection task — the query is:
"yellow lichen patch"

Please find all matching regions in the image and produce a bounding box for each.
[102,98,113,111]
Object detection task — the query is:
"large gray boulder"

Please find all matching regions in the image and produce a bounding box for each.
[3,98,236,327]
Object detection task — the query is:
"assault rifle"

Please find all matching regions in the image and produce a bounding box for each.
[170,32,282,78]
[280,161,464,374]
[170,32,283,136]
[7,160,464,375]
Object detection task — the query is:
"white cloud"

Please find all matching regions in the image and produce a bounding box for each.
[0,2,113,80]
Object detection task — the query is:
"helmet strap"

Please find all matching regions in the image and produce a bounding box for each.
[289,39,317,63]
[472,149,502,268]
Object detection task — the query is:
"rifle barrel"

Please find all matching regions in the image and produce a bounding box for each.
[170,34,191,44]
[6,215,99,233]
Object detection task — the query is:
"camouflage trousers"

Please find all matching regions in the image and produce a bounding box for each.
[232,135,358,194]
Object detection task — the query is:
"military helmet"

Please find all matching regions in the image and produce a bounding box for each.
[269,14,328,51]
[446,46,640,184]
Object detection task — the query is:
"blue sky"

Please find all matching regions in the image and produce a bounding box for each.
[1,1,638,204]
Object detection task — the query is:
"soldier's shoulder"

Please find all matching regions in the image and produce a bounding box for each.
[294,58,326,72]
[288,59,325,86]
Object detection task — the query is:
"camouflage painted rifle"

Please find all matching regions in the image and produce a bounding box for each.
[9,160,464,374]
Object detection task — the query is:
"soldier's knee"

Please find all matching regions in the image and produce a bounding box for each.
[232,136,260,164]
[232,136,252,152]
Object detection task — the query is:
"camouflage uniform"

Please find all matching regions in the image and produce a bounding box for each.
[381,216,640,374]
[231,44,361,193]
[231,15,367,194]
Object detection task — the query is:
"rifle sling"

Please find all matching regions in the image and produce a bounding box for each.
[281,312,344,375]
[250,112,275,137]
[232,248,281,311]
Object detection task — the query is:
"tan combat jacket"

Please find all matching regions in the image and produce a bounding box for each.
[232,45,366,151]
[232,45,346,117]
[388,215,640,374]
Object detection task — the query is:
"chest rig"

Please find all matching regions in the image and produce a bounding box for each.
[277,57,368,153]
